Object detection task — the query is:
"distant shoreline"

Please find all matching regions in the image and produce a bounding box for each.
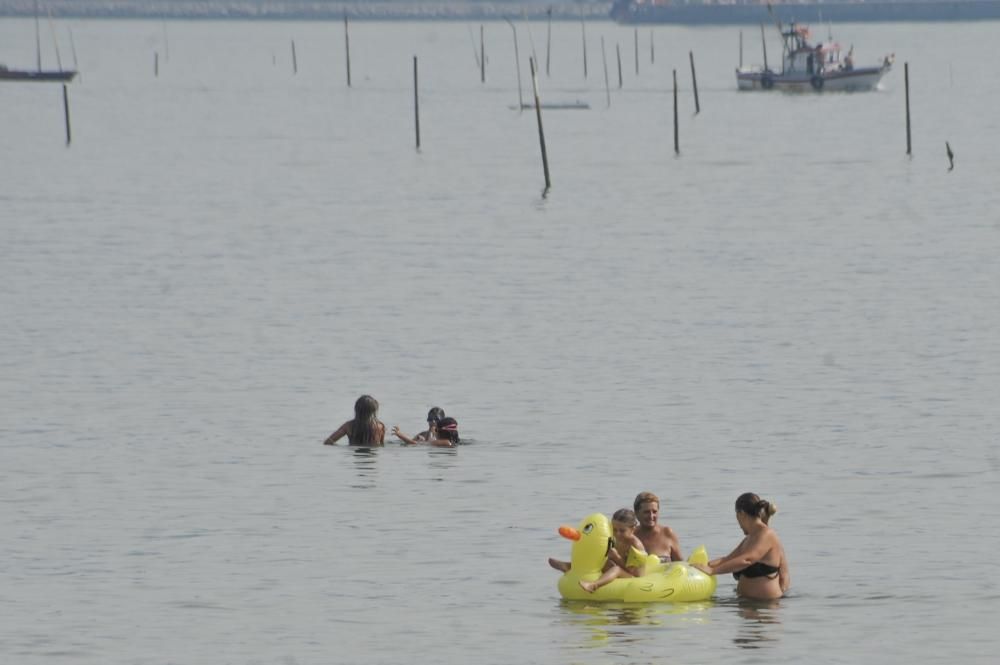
[0,1,610,22]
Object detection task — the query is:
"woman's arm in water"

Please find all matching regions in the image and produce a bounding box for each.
[323,421,350,445]
[778,546,791,592]
[392,426,419,445]
[665,528,683,562]
[698,532,773,575]
[707,535,749,568]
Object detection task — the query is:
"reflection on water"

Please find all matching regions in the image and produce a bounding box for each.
[559,600,715,645]
[729,597,783,649]
[428,446,459,479]
[349,446,379,489]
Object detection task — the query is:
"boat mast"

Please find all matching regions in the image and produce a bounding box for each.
[34,0,42,71]
[46,7,64,72]
[760,23,768,72]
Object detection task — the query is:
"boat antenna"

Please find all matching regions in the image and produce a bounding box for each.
[766,3,783,37]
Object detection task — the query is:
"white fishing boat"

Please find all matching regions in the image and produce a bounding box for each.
[736,24,892,92]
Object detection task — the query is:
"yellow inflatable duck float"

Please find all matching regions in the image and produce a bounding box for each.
[556,512,717,602]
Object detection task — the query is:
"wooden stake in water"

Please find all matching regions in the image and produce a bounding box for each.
[616,43,623,89]
[690,51,700,114]
[580,8,587,79]
[154,51,159,77]
[529,57,551,192]
[481,25,486,83]
[62,84,71,146]
[162,21,169,62]
[525,16,538,73]
[546,6,552,76]
[905,62,912,155]
[650,29,654,64]
[34,0,41,71]
[634,28,639,75]
[504,18,524,111]
[468,25,481,70]
[344,14,352,87]
[739,30,743,68]
[291,40,298,75]
[601,37,611,108]
[413,56,420,150]
[673,69,679,155]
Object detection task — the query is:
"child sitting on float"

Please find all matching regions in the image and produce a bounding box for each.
[548,508,648,593]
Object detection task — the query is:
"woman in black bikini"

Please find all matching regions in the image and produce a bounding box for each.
[693,493,790,600]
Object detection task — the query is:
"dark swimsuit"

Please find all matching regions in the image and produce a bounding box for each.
[733,561,780,580]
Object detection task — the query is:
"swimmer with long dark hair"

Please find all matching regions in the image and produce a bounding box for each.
[692,493,790,600]
[323,395,386,446]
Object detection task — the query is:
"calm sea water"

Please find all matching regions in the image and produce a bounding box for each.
[2,17,999,665]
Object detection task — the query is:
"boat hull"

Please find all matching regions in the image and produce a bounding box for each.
[736,65,890,92]
[0,69,77,82]
[611,0,1000,24]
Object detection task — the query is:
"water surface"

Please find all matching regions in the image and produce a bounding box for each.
[2,18,998,665]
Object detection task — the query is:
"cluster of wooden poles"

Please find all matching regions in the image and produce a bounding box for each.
[56,17,920,179]
[401,20,921,191]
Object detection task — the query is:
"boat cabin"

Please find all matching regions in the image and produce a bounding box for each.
[780,24,852,76]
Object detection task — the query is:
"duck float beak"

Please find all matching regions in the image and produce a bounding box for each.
[558,525,581,541]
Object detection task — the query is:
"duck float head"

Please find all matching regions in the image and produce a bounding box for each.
[555,512,717,603]
[558,513,615,574]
